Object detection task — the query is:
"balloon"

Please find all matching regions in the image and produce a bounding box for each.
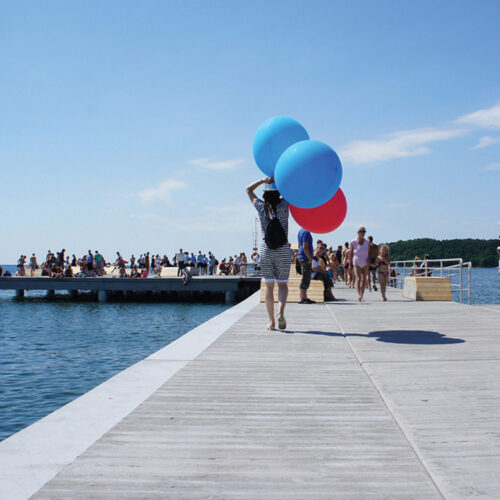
[253,117,309,177]
[275,140,342,209]
[290,188,347,234]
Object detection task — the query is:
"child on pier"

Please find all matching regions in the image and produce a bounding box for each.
[377,245,391,301]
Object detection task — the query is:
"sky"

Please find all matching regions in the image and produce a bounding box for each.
[1,0,499,263]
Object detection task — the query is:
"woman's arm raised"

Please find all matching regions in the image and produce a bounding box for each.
[246,177,273,203]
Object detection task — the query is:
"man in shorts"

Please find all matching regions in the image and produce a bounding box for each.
[297,227,314,304]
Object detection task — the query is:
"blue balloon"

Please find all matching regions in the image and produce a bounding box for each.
[253,117,309,177]
[275,140,343,209]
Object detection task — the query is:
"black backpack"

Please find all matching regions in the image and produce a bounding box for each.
[264,207,287,250]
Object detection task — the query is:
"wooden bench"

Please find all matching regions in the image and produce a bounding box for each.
[403,277,452,301]
[260,277,325,303]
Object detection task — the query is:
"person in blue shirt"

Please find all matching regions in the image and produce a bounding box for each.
[297,228,314,304]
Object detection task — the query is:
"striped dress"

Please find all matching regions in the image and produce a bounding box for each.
[254,198,292,282]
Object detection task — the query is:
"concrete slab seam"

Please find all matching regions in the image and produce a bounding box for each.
[324,304,447,500]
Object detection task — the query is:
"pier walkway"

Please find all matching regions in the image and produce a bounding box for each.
[1,284,499,499]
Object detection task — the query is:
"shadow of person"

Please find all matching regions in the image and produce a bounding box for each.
[366,330,465,345]
[285,329,465,345]
[285,330,344,337]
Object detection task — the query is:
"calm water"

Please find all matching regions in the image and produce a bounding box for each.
[0,274,229,441]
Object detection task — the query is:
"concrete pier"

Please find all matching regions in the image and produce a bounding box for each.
[1,284,499,499]
[97,290,108,302]
[224,290,235,304]
[0,276,261,303]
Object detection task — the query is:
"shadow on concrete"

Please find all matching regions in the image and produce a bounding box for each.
[366,330,465,345]
[287,329,465,345]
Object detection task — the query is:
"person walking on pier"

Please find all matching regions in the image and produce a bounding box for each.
[350,226,370,302]
[368,236,378,292]
[247,177,291,331]
[377,245,391,301]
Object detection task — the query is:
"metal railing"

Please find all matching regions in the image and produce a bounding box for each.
[389,258,472,305]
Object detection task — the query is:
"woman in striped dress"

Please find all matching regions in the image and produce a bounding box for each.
[246,177,291,330]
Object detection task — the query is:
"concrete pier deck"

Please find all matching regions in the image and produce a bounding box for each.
[1,284,499,499]
[0,276,261,303]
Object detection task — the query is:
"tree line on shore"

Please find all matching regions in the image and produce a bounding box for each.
[382,238,498,268]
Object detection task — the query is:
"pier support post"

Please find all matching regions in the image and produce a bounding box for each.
[98,290,108,302]
[46,290,55,298]
[225,291,235,304]
[15,289,24,299]
[70,290,79,298]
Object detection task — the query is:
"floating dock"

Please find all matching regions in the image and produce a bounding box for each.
[0,284,499,499]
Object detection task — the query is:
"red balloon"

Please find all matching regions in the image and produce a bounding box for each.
[290,188,347,234]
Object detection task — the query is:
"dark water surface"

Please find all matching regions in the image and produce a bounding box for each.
[0,284,229,441]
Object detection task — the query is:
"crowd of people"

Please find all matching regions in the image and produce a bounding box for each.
[294,227,391,304]
[7,249,259,280]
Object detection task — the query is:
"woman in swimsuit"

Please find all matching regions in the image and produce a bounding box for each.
[349,226,370,301]
[377,245,391,301]
[342,242,353,288]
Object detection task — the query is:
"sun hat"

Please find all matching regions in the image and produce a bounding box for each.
[264,182,278,191]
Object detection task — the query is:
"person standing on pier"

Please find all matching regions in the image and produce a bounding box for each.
[29,253,38,277]
[297,227,314,304]
[247,177,291,330]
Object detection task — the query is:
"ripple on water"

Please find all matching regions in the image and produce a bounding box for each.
[0,291,229,441]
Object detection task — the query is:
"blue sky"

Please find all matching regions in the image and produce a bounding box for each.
[1,0,499,262]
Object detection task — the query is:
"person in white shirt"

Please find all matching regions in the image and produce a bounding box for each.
[176,249,185,277]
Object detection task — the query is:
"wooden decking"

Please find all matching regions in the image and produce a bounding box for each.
[21,284,500,498]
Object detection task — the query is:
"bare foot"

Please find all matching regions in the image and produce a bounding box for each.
[382,297,387,301]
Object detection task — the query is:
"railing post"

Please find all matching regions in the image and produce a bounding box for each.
[459,259,463,304]
[468,263,472,305]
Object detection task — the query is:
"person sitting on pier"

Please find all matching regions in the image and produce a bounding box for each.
[420,254,432,277]
[64,265,74,278]
[247,177,291,331]
[311,249,336,302]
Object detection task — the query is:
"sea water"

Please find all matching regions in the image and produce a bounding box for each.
[0,266,498,442]
[0,277,229,441]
